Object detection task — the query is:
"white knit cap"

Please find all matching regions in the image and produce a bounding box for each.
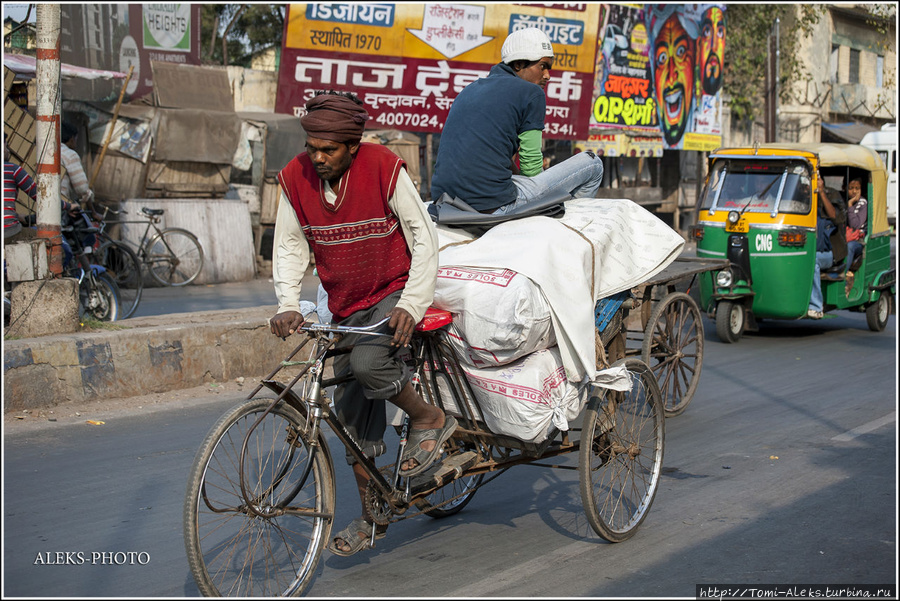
[501,28,554,64]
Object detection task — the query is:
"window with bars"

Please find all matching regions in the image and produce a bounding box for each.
[849,48,860,84]
[830,45,839,83]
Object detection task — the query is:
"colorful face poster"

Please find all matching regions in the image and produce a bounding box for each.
[589,3,725,151]
[276,3,601,140]
[590,4,657,133]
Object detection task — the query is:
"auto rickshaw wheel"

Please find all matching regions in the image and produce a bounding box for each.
[715,300,744,343]
[865,292,891,332]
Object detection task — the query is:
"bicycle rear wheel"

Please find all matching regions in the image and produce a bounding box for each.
[146,228,204,286]
[184,398,335,597]
[579,358,664,542]
[97,240,143,319]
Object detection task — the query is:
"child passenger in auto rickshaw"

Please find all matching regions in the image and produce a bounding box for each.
[843,177,867,294]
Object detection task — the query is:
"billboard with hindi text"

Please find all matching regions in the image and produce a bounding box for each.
[275,3,602,140]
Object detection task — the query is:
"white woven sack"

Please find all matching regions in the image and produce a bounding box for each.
[428,346,584,444]
[433,266,555,368]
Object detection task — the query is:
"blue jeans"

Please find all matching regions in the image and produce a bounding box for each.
[494,151,604,216]
[845,240,863,273]
[809,250,833,312]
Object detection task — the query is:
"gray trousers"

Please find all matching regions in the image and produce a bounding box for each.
[332,290,412,464]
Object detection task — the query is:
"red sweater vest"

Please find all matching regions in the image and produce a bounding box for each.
[277,143,412,321]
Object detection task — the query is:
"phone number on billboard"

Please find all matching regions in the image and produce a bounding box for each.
[374,112,442,129]
[544,122,575,136]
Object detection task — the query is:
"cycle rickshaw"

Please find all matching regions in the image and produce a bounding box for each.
[183,298,664,597]
[181,196,724,596]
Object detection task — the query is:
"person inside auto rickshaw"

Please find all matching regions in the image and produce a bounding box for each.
[843,177,867,294]
[808,171,847,319]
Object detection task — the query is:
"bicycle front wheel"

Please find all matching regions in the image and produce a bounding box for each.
[579,358,664,542]
[145,228,204,286]
[97,240,143,319]
[184,398,335,597]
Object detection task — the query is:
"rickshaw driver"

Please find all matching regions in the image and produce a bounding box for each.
[808,172,845,319]
[269,91,456,556]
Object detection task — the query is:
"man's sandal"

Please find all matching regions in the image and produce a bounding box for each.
[327,517,387,557]
[399,415,458,478]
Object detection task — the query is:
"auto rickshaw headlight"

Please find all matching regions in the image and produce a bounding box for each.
[716,269,733,288]
[727,211,741,225]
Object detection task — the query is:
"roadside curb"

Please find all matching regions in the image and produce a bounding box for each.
[3,306,299,415]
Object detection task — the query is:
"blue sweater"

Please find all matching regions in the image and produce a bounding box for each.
[431,62,545,212]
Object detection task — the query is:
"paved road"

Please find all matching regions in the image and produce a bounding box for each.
[3,309,896,597]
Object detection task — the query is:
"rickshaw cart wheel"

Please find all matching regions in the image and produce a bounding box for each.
[715,300,744,343]
[865,292,891,332]
[640,292,704,417]
[579,358,665,543]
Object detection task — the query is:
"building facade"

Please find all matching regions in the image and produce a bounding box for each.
[777,4,895,145]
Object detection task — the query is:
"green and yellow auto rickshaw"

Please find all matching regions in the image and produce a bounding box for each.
[692,143,895,343]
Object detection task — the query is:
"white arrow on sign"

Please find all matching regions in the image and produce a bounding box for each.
[408,3,493,59]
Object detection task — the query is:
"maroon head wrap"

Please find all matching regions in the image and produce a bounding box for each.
[300,94,369,143]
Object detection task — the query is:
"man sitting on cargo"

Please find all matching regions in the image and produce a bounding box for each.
[430,27,604,218]
[269,90,455,556]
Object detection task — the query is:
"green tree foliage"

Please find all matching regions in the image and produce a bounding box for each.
[723,5,823,122]
[200,4,285,66]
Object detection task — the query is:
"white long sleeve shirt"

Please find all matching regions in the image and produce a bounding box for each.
[273,168,438,324]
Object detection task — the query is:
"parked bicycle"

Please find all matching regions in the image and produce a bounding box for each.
[183,305,664,596]
[3,261,118,326]
[98,206,204,287]
[4,214,120,326]
[64,209,143,319]
[62,218,121,322]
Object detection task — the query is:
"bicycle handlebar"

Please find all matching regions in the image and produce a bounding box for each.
[300,316,394,338]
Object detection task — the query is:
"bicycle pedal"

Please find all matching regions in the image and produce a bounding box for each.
[409,451,478,492]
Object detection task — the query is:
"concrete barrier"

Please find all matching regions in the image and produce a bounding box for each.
[3,306,302,414]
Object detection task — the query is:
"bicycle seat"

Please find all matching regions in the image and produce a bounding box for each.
[416,307,453,331]
[142,207,165,216]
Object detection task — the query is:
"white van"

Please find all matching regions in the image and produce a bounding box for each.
[860,123,897,226]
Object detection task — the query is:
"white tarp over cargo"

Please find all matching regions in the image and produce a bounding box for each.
[437,198,685,384]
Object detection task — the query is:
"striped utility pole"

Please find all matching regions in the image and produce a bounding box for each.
[35,3,63,275]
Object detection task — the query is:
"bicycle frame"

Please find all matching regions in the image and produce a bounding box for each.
[244,319,412,516]
[240,315,592,521]
[97,208,161,255]
[184,303,666,597]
